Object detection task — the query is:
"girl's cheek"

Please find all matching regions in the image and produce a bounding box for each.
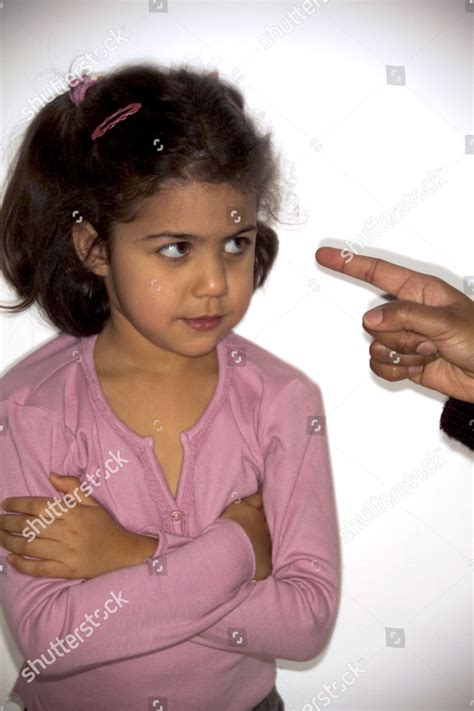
[231,270,254,303]
[135,274,177,311]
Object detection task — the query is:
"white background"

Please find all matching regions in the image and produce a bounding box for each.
[0,1,472,709]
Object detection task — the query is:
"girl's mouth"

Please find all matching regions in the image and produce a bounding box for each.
[182,316,222,331]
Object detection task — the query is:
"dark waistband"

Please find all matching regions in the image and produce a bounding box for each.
[252,685,285,710]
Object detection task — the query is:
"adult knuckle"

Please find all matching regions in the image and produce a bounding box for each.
[398,331,411,354]
[398,299,416,318]
[369,341,383,358]
[369,359,381,377]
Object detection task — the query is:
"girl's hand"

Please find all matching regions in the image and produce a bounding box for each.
[220,486,272,581]
[0,473,157,579]
[315,247,474,403]
[235,487,264,511]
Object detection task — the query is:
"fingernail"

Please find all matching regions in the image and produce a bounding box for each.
[408,365,423,375]
[364,309,384,326]
[415,341,437,355]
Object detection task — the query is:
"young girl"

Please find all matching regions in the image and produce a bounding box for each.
[0,62,341,711]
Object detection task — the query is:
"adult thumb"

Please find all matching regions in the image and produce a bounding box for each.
[363,300,453,342]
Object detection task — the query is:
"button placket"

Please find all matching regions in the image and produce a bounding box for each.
[170,509,184,530]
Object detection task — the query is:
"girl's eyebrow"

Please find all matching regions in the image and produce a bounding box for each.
[137,225,257,243]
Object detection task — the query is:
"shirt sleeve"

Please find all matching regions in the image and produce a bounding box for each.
[188,377,341,662]
[439,397,474,451]
[0,400,256,678]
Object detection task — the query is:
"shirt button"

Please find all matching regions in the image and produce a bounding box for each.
[171,510,183,521]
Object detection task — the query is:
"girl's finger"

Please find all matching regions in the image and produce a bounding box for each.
[242,494,262,505]
[5,553,70,579]
[369,341,441,368]
[0,513,62,537]
[1,496,65,516]
[49,473,101,508]
[0,529,64,561]
[240,491,263,508]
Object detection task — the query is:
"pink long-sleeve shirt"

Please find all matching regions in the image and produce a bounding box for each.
[0,328,341,711]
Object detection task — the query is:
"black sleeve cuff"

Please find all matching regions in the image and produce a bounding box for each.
[439,397,474,451]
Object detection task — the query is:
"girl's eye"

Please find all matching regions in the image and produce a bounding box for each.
[157,242,190,259]
[156,236,251,260]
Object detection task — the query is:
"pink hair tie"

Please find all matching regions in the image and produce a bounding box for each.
[68,72,142,141]
[91,103,143,141]
[69,72,99,106]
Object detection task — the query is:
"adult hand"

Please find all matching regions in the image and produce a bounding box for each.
[315,247,474,403]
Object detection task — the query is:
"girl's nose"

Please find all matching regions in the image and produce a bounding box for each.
[193,258,228,296]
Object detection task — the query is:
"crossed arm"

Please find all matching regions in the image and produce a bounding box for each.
[0,380,340,671]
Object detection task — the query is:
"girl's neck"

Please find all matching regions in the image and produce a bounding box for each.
[94,323,218,381]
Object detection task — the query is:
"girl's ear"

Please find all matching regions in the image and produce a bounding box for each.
[72,222,110,277]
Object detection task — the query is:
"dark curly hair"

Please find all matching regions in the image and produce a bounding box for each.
[0,60,284,337]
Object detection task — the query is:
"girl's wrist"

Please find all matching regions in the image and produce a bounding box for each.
[126,533,160,566]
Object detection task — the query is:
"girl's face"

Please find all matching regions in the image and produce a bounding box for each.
[76,180,258,367]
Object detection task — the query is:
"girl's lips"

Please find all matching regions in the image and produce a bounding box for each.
[182,316,222,331]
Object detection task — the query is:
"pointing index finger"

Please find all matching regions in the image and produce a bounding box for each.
[315,246,422,298]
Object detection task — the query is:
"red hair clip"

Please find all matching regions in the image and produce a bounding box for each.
[68,73,142,141]
[91,103,143,141]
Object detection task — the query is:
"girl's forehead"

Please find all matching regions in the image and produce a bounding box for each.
[143,180,254,207]
[115,184,257,244]
[132,182,256,225]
